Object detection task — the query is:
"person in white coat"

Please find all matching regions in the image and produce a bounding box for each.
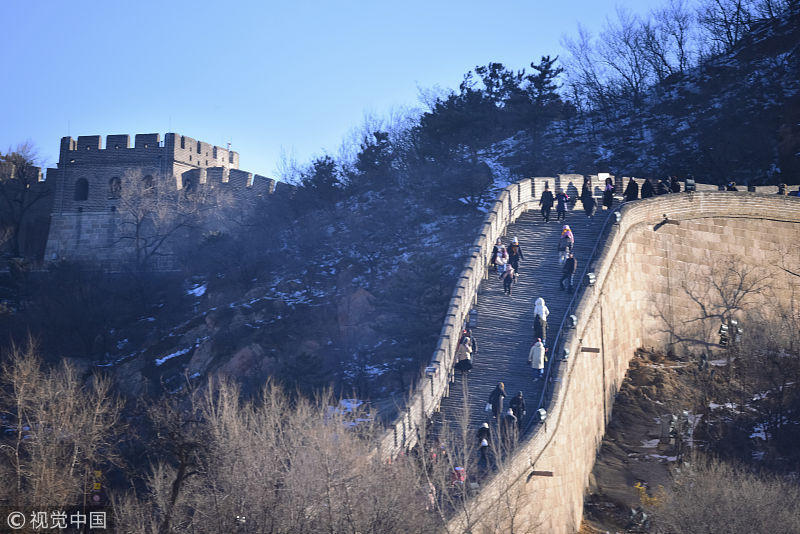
[528,338,547,378]
[533,297,549,342]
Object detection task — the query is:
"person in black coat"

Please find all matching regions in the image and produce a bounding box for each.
[555,189,569,221]
[560,252,577,291]
[726,181,739,191]
[624,177,639,201]
[641,178,655,199]
[602,177,615,209]
[539,182,554,222]
[582,191,596,218]
[670,176,681,193]
[509,392,526,429]
[488,382,506,419]
[507,237,525,275]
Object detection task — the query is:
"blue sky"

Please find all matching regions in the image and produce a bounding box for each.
[2,0,666,178]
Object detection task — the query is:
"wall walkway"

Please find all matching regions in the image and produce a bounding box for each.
[452,190,800,533]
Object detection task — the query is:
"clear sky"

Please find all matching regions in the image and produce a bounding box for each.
[1,0,667,178]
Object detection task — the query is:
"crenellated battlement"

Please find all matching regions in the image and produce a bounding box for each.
[58,132,239,169]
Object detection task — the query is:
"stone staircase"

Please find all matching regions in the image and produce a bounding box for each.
[436,205,613,435]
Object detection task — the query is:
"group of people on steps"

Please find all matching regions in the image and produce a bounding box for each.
[490,236,525,295]
[538,176,616,223]
[473,177,630,462]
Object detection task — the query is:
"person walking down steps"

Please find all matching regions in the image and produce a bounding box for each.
[507,237,524,279]
[558,225,574,264]
[487,382,506,419]
[500,264,515,296]
[603,176,615,210]
[555,188,569,222]
[560,252,577,291]
[490,238,505,272]
[510,391,526,430]
[539,182,554,222]
[454,331,473,375]
[533,297,549,343]
[529,338,547,378]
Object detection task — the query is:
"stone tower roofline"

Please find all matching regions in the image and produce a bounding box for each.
[59,132,240,170]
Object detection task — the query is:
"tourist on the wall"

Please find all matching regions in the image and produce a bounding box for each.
[641,178,655,199]
[477,422,491,446]
[500,263,515,295]
[560,252,577,291]
[539,182,554,222]
[624,177,639,201]
[528,338,547,378]
[510,391,526,429]
[603,177,615,209]
[477,421,491,444]
[581,176,592,201]
[580,178,595,219]
[555,188,569,222]
[533,297,550,342]
[582,188,596,218]
[671,176,681,193]
[460,328,477,354]
[454,333,473,374]
[726,181,739,191]
[558,224,574,264]
[487,382,507,419]
[507,237,524,278]
[490,238,504,271]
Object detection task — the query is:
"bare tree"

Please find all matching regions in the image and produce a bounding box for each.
[641,0,698,82]
[0,341,124,510]
[697,0,756,54]
[656,256,772,352]
[113,378,439,533]
[561,25,613,116]
[648,455,800,533]
[0,143,50,257]
[597,8,654,109]
[114,169,232,269]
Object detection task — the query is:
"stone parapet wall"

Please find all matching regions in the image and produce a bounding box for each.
[455,191,800,533]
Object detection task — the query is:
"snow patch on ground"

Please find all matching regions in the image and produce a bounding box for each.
[187,283,207,297]
[155,347,192,366]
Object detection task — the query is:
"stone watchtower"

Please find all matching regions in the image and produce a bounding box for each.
[43,132,277,266]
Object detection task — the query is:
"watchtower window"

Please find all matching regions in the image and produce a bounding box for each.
[229,152,234,163]
[213,147,217,158]
[196,141,201,154]
[180,136,185,149]
[74,178,89,201]
[142,175,155,191]
[108,176,121,199]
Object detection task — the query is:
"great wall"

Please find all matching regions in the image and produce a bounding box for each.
[5,136,799,531]
[377,177,800,533]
